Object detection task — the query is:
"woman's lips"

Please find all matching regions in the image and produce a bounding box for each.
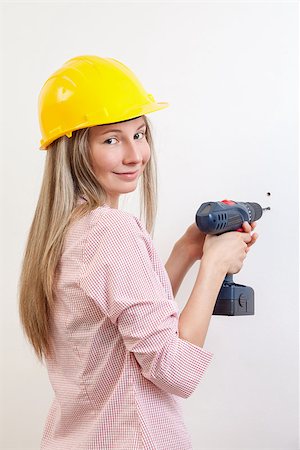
[113,170,139,179]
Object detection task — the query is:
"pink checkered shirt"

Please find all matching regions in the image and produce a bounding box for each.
[41,197,213,450]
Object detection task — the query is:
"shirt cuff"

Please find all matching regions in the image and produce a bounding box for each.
[146,334,214,399]
[174,338,213,398]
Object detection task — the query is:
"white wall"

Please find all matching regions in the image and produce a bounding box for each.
[1,1,298,449]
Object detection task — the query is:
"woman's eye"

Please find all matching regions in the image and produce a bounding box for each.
[104,138,118,145]
[134,132,145,140]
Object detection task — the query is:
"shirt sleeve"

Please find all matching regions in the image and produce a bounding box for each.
[79,209,213,399]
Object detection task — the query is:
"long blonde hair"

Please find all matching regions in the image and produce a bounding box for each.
[18,115,157,362]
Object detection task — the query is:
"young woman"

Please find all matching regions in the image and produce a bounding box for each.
[19,55,258,450]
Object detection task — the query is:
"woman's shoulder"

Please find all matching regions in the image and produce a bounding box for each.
[90,204,147,239]
[76,196,140,227]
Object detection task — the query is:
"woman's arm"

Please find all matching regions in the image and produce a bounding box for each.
[165,238,197,298]
[165,224,206,298]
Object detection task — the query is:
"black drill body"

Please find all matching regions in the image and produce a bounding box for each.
[195,200,266,316]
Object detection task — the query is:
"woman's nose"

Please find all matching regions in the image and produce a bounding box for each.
[123,140,143,164]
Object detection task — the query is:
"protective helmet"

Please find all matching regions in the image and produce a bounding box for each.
[38,55,169,150]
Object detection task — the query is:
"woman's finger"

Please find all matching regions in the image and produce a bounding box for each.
[247,232,259,247]
[242,221,251,232]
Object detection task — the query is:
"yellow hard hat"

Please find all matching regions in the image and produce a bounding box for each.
[38,55,169,150]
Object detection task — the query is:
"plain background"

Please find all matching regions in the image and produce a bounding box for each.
[0,1,299,449]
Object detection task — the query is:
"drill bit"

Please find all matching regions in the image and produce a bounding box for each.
[262,207,271,211]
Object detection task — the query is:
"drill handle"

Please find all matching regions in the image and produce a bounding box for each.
[224,274,234,284]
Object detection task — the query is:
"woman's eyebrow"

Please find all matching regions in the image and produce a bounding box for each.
[99,123,146,135]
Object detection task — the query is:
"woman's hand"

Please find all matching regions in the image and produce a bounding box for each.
[178,223,207,262]
[202,220,259,275]
[178,221,258,263]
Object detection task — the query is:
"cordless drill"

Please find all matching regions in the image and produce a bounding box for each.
[195,200,270,316]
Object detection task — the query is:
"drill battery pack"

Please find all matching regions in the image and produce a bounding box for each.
[213,275,255,316]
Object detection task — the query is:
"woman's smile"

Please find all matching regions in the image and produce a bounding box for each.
[113,170,140,180]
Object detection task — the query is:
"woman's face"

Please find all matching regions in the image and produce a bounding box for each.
[88,116,150,208]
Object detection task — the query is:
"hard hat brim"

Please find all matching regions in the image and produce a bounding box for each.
[39,101,169,150]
